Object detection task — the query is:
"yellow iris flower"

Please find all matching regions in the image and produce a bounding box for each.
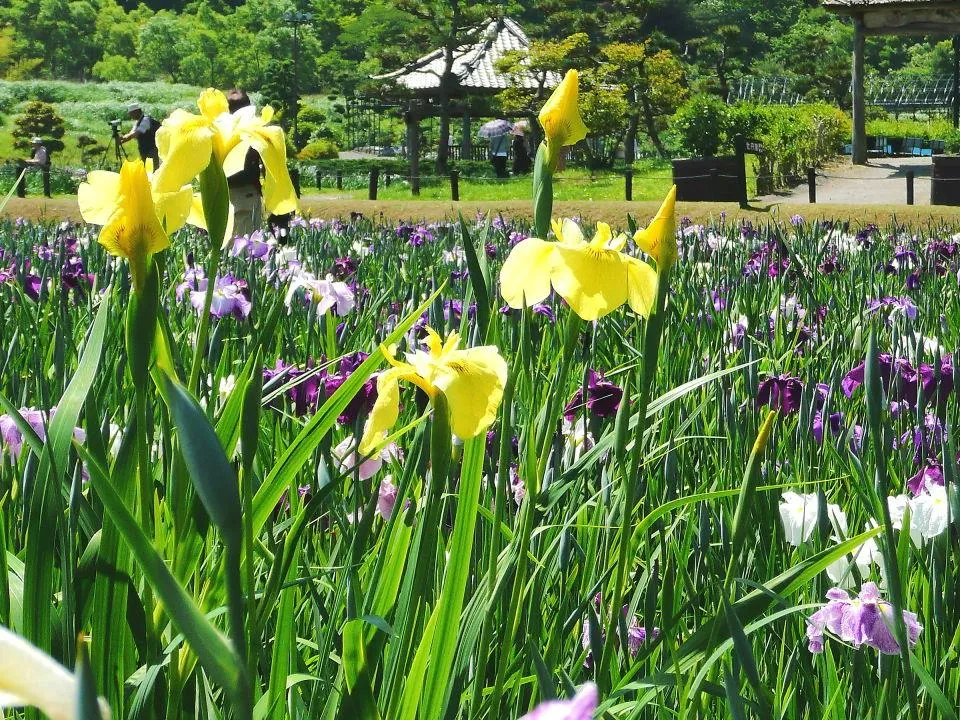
[358,328,508,455]
[539,69,588,151]
[0,627,110,720]
[78,159,187,291]
[633,185,678,272]
[500,219,657,321]
[151,88,298,217]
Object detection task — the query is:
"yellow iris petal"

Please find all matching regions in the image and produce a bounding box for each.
[551,243,630,321]
[538,69,588,149]
[198,88,229,121]
[432,346,509,441]
[633,185,678,271]
[244,124,298,216]
[99,160,169,291]
[499,237,555,309]
[186,193,235,248]
[154,109,214,193]
[359,366,409,455]
[77,170,121,226]
[553,217,583,245]
[153,185,194,235]
[626,258,658,317]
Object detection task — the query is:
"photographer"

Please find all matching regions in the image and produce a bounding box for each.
[120,103,160,167]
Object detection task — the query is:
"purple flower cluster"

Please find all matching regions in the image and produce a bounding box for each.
[263,352,375,423]
[842,353,954,410]
[807,582,921,655]
[564,370,623,421]
[756,374,803,415]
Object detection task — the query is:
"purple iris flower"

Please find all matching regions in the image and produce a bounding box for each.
[842,354,919,406]
[901,413,946,465]
[322,352,377,425]
[232,230,273,259]
[581,595,659,668]
[330,256,358,279]
[865,296,918,322]
[756,374,803,415]
[907,462,944,495]
[22,274,42,300]
[564,370,623,421]
[918,355,954,407]
[812,383,844,445]
[263,359,321,417]
[189,275,252,320]
[807,582,921,655]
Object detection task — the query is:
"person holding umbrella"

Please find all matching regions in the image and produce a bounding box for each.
[512,120,532,175]
[478,118,512,178]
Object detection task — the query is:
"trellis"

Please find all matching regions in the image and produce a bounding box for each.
[727,76,802,105]
[866,75,956,112]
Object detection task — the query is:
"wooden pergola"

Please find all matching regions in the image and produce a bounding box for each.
[825,0,960,164]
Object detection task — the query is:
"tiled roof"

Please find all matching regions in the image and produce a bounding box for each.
[824,0,953,8]
[373,17,560,92]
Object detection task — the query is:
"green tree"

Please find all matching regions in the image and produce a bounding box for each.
[600,41,687,160]
[13,100,66,152]
[767,8,851,106]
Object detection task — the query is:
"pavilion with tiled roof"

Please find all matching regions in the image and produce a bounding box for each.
[824,0,960,164]
[371,17,558,188]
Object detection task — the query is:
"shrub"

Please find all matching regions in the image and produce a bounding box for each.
[13,100,66,153]
[297,139,340,160]
[671,94,731,157]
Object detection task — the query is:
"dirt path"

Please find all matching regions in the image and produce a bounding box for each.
[760,156,932,206]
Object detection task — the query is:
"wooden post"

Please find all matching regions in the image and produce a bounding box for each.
[406,101,421,197]
[461,109,472,159]
[624,169,633,201]
[953,36,960,129]
[807,167,816,204]
[733,134,748,208]
[15,162,26,198]
[336,171,343,190]
[450,170,460,201]
[385,172,392,187]
[852,14,867,165]
[42,166,50,198]
[369,168,379,200]
[906,170,915,205]
[316,166,322,189]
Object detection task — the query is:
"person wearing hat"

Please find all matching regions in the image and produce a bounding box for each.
[16,137,51,198]
[224,89,265,237]
[121,102,160,167]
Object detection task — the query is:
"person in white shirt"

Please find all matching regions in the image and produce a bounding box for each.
[17,138,51,198]
[24,137,48,167]
[121,103,160,167]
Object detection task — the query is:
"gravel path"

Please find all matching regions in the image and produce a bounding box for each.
[759,156,932,206]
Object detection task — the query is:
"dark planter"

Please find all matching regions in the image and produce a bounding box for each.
[931,155,960,206]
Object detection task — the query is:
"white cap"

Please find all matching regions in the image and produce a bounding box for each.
[127,102,141,113]
[30,137,42,144]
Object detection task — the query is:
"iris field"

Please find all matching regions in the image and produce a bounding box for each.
[1,73,960,720]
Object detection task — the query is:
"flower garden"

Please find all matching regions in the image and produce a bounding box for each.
[0,73,959,720]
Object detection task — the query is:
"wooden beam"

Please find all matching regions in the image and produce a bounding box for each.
[852,13,867,165]
[862,7,960,35]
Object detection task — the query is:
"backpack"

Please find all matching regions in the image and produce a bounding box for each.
[138,115,161,156]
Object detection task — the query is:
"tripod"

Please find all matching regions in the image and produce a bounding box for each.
[97,126,128,170]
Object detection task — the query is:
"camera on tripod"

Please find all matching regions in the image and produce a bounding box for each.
[108,119,123,135]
